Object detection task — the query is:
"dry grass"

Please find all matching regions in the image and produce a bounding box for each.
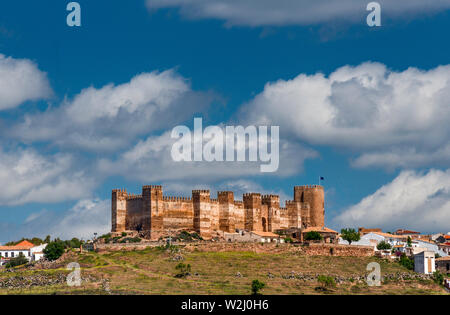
[0,246,447,295]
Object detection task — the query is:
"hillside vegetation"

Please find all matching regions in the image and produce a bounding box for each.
[0,246,447,295]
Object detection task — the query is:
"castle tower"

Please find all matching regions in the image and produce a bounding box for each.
[243,193,262,231]
[294,185,324,228]
[286,200,302,229]
[301,203,311,228]
[193,190,211,238]
[142,185,163,237]
[218,191,235,233]
[112,189,127,232]
[262,195,280,232]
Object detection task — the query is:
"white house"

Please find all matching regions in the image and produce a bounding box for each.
[414,240,448,257]
[414,251,435,274]
[339,232,407,249]
[223,230,283,243]
[0,241,47,266]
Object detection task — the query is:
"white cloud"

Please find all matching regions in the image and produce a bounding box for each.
[0,199,110,243]
[334,169,450,233]
[241,62,450,169]
[146,0,450,27]
[0,148,96,205]
[10,70,215,151]
[0,54,52,110]
[98,129,317,181]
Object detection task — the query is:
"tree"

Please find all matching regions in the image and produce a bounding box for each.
[44,235,51,243]
[340,228,361,245]
[377,241,391,250]
[317,275,336,288]
[251,280,265,295]
[399,253,414,270]
[43,241,65,261]
[5,253,29,268]
[304,231,323,241]
[407,236,412,247]
[175,263,191,278]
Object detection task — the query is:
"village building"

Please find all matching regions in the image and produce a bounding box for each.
[435,256,450,274]
[414,251,435,274]
[436,234,450,244]
[358,227,382,236]
[223,230,283,243]
[394,229,420,236]
[300,226,338,243]
[0,241,47,266]
[438,243,450,255]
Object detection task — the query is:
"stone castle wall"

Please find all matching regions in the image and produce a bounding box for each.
[112,185,326,239]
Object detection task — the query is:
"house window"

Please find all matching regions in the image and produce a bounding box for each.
[4,252,8,258]
[447,263,449,271]
[11,252,14,258]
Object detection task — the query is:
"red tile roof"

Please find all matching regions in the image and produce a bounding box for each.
[303,226,338,234]
[0,240,35,251]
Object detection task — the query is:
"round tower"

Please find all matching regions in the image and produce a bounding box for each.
[294,185,324,228]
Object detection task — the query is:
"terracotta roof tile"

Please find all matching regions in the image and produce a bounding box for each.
[0,240,35,251]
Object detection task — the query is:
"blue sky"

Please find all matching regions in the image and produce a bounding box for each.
[0,1,449,243]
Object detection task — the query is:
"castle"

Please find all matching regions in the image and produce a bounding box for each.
[111,185,325,239]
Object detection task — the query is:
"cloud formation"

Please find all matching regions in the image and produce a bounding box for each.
[241,62,450,170]
[334,169,450,233]
[0,148,95,205]
[146,0,450,27]
[98,129,317,181]
[0,54,52,110]
[10,70,215,151]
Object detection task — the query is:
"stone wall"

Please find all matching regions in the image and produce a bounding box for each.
[111,185,327,239]
[184,242,374,257]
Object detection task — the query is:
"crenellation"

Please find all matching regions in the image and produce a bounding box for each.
[112,185,324,239]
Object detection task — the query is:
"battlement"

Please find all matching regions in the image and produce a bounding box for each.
[112,189,127,193]
[262,194,280,199]
[143,185,162,190]
[192,190,210,194]
[126,194,142,200]
[112,184,325,237]
[162,196,192,202]
[243,193,261,198]
[294,185,323,190]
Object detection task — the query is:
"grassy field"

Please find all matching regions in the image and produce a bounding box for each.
[0,246,447,295]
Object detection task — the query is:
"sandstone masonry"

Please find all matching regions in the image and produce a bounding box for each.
[112,185,325,240]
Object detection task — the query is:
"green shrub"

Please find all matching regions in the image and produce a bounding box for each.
[120,237,141,243]
[377,241,391,250]
[175,263,191,278]
[43,241,65,261]
[5,253,29,268]
[284,237,293,243]
[317,275,336,288]
[305,231,323,241]
[340,228,360,245]
[399,253,414,270]
[251,280,265,295]
[121,232,127,237]
[432,271,444,285]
